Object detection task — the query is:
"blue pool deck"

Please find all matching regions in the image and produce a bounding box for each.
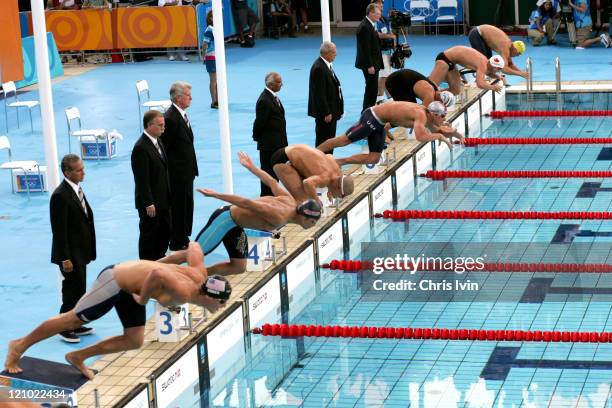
[0,33,611,407]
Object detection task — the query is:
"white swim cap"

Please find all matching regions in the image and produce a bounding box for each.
[427,101,447,116]
[439,91,456,107]
[489,55,505,70]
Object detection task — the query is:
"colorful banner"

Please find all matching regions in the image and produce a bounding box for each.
[45,9,113,51]
[383,0,464,23]
[0,0,24,82]
[15,33,64,89]
[114,5,197,49]
[19,12,30,38]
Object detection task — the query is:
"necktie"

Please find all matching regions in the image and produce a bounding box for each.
[275,96,283,110]
[155,141,163,158]
[330,65,343,100]
[78,187,87,215]
[184,113,191,128]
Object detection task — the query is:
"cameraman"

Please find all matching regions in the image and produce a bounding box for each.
[371,0,396,104]
[528,1,559,45]
[569,0,612,48]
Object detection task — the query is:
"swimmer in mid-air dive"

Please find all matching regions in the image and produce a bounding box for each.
[429,46,505,95]
[159,152,322,275]
[317,101,463,166]
[5,243,229,380]
[271,144,355,204]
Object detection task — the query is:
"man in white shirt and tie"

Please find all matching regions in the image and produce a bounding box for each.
[50,154,96,343]
[309,41,344,152]
[131,110,172,261]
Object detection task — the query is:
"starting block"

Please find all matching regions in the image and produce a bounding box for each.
[155,302,189,342]
[245,229,273,272]
[0,356,89,406]
[316,187,338,216]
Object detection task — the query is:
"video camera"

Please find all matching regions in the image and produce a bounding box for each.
[557,0,577,45]
[389,9,412,30]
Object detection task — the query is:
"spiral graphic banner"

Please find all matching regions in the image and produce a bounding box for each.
[44,9,113,51]
[15,33,64,89]
[115,6,198,49]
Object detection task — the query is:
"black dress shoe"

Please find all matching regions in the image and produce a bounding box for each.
[59,331,80,343]
[74,326,94,336]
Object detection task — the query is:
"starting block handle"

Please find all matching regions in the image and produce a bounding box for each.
[245,228,273,238]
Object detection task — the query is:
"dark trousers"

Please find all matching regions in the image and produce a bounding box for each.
[138,208,171,260]
[259,149,281,196]
[315,117,338,152]
[169,178,194,250]
[59,263,87,313]
[361,69,379,112]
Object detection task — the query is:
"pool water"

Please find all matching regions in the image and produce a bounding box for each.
[205,92,612,408]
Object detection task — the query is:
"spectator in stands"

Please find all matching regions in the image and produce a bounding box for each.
[58,0,80,9]
[528,0,559,46]
[569,0,612,48]
[269,0,297,38]
[355,3,383,111]
[81,0,110,7]
[202,10,218,109]
[158,0,190,60]
[291,0,309,33]
[371,0,396,103]
[232,0,259,46]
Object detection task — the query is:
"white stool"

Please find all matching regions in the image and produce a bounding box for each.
[245,229,273,272]
[155,302,189,342]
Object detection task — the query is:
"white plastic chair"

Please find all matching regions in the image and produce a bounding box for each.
[436,0,459,35]
[65,107,109,160]
[136,80,171,131]
[2,81,40,132]
[0,135,42,198]
[410,1,433,24]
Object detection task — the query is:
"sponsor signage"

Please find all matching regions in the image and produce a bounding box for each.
[451,113,467,160]
[372,177,393,237]
[396,158,415,209]
[248,275,281,328]
[467,101,481,136]
[122,387,149,408]
[415,144,433,174]
[155,346,199,408]
[347,195,370,240]
[495,86,506,111]
[207,306,245,388]
[286,244,316,320]
[317,218,344,264]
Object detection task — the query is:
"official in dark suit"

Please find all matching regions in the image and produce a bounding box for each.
[355,3,383,111]
[309,41,344,150]
[131,110,172,261]
[50,154,96,343]
[161,81,198,250]
[252,72,288,197]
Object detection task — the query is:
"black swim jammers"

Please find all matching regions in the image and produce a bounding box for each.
[468,26,493,58]
[385,69,439,103]
[435,52,457,71]
[73,265,146,329]
[270,147,290,168]
[345,108,386,153]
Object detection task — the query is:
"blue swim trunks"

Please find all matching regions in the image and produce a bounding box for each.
[195,206,247,259]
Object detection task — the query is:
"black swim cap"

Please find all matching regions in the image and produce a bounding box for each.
[297,199,322,220]
[204,275,232,302]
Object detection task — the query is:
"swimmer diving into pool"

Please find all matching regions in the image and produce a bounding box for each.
[159,152,322,276]
[5,243,228,380]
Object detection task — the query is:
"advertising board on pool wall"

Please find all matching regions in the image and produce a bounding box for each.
[346,195,370,252]
[206,306,245,390]
[248,274,282,355]
[286,244,316,321]
[119,386,149,408]
[371,176,393,237]
[155,346,199,408]
[395,157,415,209]
[318,218,344,289]
[415,144,433,175]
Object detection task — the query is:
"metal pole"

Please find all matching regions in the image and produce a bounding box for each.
[31,0,60,192]
[555,56,561,94]
[321,0,332,42]
[526,57,533,93]
[212,0,233,194]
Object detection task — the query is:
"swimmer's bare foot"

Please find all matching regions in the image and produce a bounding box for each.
[5,339,25,374]
[65,351,94,381]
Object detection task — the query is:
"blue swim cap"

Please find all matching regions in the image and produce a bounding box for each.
[297,199,322,219]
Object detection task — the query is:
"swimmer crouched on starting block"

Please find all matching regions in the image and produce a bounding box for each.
[159,152,323,275]
[5,243,230,380]
[317,101,464,166]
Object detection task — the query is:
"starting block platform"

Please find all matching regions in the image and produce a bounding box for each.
[0,356,94,406]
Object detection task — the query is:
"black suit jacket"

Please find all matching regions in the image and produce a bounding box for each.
[308,57,344,120]
[252,89,288,151]
[160,105,198,182]
[355,17,383,70]
[131,134,171,211]
[50,180,96,266]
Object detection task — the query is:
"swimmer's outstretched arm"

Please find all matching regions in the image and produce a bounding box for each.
[415,120,453,149]
[197,189,283,225]
[238,152,290,198]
